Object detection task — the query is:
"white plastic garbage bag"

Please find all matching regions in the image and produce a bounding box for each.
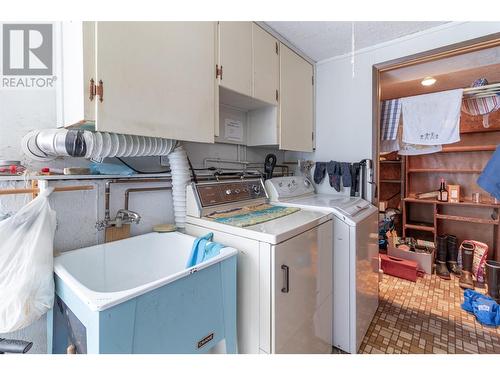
[0,187,56,333]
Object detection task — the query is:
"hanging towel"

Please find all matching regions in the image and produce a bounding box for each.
[401,89,463,145]
[477,145,500,200]
[186,232,226,268]
[380,99,402,141]
[327,161,341,192]
[313,162,327,184]
[462,289,500,327]
[340,162,352,187]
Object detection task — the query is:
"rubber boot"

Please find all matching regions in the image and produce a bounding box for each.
[459,241,475,289]
[485,260,500,303]
[446,235,461,275]
[435,235,451,280]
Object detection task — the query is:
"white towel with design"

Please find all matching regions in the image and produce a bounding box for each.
[402,89,463,145]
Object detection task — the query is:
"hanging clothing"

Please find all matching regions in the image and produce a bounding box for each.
[462,94,500,128]
[327,161,341,192]
[340,162,352,187]
[313,162,327,184]
[477,145,500,200]
[401,89,463,145]
[380,99,402,141]
[350,163,361,197]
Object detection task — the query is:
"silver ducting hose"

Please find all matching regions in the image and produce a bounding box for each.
[167,145,190,229]
[21,129,176,161]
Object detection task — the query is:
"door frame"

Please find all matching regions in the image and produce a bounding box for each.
[371,32,500,205]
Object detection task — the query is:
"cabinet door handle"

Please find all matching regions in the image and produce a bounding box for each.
[89,78,95,101]
[281,264,289,293]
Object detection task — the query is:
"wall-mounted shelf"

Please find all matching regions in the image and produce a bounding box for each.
[408,168,483,174]
[404,197,500,208]
[440,145,497,153]
[435,214,499,226]
[380,179,402,184]
[404,222,436,232]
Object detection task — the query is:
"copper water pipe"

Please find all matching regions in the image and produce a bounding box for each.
[124,186,172,210]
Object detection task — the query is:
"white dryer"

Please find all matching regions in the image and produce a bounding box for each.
[185,178,333,354]
[266,176,379,354]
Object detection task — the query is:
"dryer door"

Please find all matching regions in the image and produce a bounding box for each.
[272,221,332,353]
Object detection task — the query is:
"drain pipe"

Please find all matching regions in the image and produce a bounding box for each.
[167,145,190,229]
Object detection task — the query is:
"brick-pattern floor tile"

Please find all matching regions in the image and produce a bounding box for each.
[357,273,500,354]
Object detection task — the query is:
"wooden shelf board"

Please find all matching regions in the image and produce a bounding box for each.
[435,214,499,225]
[380,179,402,183]
[404,197,500,208]
[404,223,436,232]
[440,145,497,153]
[379,160,402,164]
[408,168,483,174]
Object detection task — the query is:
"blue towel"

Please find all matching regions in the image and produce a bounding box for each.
[186,232,226,268]
[461,289,500,327]
[477,145,500,200]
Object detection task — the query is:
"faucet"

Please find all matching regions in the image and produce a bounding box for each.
[95,209,141,231]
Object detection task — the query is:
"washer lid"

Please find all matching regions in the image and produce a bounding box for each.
[281,194,377,225]
[187,208,331,244]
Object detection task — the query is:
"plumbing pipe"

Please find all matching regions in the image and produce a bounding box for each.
[124,186,172,210]
[104,178,171,223]
[21,129,176,161]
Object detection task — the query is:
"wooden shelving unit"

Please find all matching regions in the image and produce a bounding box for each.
[400,113,500,260]
[379,152,405,212]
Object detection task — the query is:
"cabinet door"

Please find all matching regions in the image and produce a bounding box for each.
[218,22,252,97]
[252,24,279,105]
[273,223,332,353]
[279,44,314,152]
[58,21,95,127]
[96,22,216,143]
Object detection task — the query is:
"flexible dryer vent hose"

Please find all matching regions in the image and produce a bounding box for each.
[21,129,176,161]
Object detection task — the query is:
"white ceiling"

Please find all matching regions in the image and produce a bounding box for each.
[265,21,449,62]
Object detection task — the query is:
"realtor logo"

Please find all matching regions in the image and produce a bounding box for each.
[3,24,53,76]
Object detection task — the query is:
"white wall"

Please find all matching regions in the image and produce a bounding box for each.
[311,22,500,194]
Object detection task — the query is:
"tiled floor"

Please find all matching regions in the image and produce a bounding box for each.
[359,273,500,354]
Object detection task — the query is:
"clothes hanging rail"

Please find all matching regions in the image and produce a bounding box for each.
[462,82,500,99]
[0,185,94,196]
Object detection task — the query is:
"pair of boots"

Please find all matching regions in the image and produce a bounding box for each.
[435,234,461,280]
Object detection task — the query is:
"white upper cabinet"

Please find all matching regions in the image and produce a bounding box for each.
[279,44,314,152]
[252,24,279,105]
[95,22,217,143]
[60,21,217,143]
[218,22,253,97]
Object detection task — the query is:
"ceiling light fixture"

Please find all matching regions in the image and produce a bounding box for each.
[421,77,437,86]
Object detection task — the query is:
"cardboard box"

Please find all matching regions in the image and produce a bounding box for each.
[388,244,435,275]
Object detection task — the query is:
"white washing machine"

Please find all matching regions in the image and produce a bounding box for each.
[266,176,379,354]
[185,178,333,354]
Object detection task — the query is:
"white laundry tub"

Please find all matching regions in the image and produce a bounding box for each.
[47,232,238,354]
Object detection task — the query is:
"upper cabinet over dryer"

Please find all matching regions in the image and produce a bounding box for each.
[218,22,253,98]
[59,21,217,144]
[217,22,279,105]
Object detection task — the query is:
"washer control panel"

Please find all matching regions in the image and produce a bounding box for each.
[265,176,315,201]
[195,179,267,207]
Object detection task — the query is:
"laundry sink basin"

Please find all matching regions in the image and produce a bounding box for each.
[54,231,236,311]
[49,231,238,353]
